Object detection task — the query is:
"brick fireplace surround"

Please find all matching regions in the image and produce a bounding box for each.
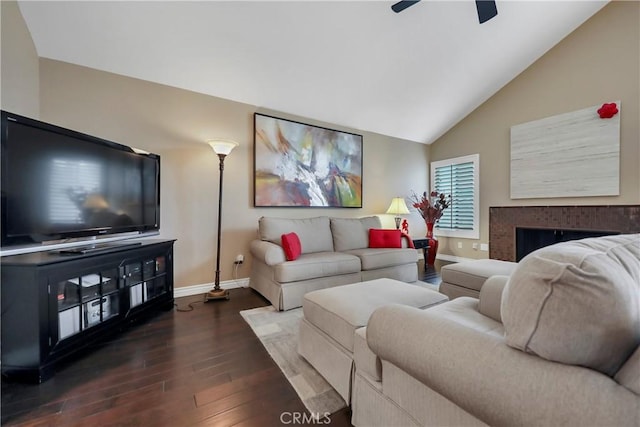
[489,205,640,261]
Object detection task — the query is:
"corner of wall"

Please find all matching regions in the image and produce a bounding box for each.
[1,0,40,117]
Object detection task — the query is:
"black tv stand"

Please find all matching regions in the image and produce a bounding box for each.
[1,239,175,383]
[59,241,142,255]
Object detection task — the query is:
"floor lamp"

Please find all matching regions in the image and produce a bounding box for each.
[206,139,239,302]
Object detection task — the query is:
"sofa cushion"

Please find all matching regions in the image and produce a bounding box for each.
[281,232,301,261]
[345,248,418,271]
[368,229,402,248]
[259,216,334,254]
[274,251,360,283]
[502,234,640,376]
[331,216,381,252]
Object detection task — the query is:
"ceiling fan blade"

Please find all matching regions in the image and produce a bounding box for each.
[476,0,498,23]
[391,0,420,13]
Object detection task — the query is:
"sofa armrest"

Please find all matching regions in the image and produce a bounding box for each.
[367,304,638,427]
[249,240,286,265]
[400,236,411,248]
[478,275,508,323]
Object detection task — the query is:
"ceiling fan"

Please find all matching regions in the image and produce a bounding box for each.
[391,0,498,24]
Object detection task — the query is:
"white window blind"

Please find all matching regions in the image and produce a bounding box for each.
[431,154,479,239]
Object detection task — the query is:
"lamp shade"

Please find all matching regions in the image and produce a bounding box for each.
[207,139,239,156]
[386,197,410,215]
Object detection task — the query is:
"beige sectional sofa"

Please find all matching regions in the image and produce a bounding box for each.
[249,216,418,310]
[352,233,640,426]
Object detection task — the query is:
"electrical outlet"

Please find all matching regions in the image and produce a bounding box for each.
[472,243,479,250]
[234,254,244,265]
[457,242,463,249]
[480,243,489,252]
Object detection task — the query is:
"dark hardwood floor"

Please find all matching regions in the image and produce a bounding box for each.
[1,288,352,426]
[420,261,444,285]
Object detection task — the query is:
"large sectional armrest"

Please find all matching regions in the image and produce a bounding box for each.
[477,274,508,323]
[367,304,638,427]
[250,240,286,265]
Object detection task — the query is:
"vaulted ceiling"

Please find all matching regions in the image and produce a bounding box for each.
[18,1,608,144]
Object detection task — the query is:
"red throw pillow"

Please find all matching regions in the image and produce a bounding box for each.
[369,229,402,248]
[281,232,302,261]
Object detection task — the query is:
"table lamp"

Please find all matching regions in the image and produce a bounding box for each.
[386,197,410,230]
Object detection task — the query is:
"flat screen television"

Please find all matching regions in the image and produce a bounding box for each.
[1,111,160,253]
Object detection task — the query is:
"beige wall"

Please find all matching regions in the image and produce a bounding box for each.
[39,59,429,287]
[429,1,640,260]
[1,1,39,116]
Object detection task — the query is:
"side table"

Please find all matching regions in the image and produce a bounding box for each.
[412,238,430,271]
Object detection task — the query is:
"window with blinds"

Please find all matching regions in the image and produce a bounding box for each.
[430,154,479,239]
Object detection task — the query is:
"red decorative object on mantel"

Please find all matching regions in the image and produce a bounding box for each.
[597,103,619,119]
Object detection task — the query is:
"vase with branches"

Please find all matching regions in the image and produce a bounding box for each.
[409,190,451,265]
[409,190,451,234]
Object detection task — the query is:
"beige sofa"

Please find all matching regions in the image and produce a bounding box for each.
[249,216,418,310]
[352,233,640,426]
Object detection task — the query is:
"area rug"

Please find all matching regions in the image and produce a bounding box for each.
[240,306,346,415]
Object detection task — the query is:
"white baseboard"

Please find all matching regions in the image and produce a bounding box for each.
[173,277,250,298]
[436,254,477,263]
[174,256,475,297]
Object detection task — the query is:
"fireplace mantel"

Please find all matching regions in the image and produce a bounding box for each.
[489,205,640,261]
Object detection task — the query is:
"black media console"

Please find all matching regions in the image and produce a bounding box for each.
[1,239,175,383]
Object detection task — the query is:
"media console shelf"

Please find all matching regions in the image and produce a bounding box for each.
[1,239,175,383]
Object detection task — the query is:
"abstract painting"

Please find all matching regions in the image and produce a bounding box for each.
[254,113,363,207]
[510,101,620,199]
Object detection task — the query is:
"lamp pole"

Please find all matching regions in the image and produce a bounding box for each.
[205,139,238,302]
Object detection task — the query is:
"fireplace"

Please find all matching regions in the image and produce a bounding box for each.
[515,227,619,261]
[490,205,640,262]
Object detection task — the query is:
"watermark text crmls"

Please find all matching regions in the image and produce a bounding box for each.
[280,411,331,425]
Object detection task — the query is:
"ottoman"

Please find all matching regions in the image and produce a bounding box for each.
[440,259,517,300]
[297,278,448,404]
